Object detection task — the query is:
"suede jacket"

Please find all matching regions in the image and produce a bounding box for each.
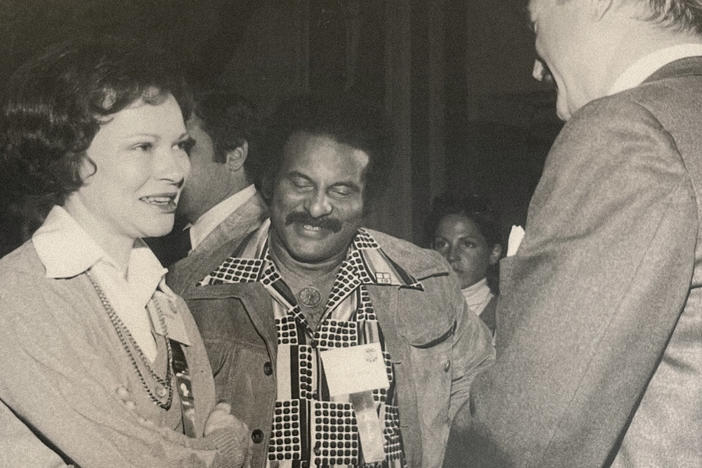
[168,227,495,467]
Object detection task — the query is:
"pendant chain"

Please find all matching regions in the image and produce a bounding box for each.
[85,271,173,409]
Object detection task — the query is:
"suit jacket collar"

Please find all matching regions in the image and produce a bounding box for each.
[644,55,702,83]
[166,193,267,297]
[191,191,268,257]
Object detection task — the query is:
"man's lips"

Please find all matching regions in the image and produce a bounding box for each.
[285,212,342,233]
[292,222,331,239]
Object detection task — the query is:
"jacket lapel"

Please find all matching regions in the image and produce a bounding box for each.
[193,192,268,257]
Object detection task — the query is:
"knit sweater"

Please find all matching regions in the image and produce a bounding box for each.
[0,241,248,467]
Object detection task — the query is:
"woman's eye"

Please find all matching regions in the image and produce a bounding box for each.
[461,240,476,249]
[176,138,195,154]
[433,239,448,251]
[133,142,153,152]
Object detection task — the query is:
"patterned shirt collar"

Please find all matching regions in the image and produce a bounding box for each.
[199,218,423,292]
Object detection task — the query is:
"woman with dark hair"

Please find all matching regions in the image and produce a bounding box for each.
[427,194,503,337]
[0,39,249,467]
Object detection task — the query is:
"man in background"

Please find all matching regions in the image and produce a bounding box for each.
[168,93,494,467]
[465,1,702,466]
[148,90,267,267]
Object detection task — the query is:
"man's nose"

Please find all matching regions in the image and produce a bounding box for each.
[304,191,333,218]
[533,59,545,81]
[533,58,555,86]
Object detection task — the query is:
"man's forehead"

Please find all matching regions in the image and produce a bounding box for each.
[283,132,370,167]
[527,0,540,17]
[527,0,555,18]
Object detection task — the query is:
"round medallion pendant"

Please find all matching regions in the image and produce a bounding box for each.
[297,286,322,308]
[155,384,167,398]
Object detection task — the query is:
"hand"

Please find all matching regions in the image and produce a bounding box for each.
[205,402,252,467]
[204,402,239,436]
[115,385,154,428]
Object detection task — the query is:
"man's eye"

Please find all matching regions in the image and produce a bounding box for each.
[290,178,312,189]
[331,187,352,197]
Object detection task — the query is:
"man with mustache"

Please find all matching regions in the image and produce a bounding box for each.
[167,93,494,467]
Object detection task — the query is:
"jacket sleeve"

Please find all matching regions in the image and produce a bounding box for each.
[0,290,249,468]
[447,274,496,425]
[466,99,697,467]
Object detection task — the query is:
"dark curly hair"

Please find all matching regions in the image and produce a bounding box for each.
[258,92,394,211]
[425,194,502,248]
[191,90,262,179]
[0,37,192,208]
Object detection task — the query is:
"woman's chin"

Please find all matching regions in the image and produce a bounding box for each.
[139,220,176,239]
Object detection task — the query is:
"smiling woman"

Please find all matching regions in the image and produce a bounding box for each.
[0,38,249,467]
[426,194,503,336]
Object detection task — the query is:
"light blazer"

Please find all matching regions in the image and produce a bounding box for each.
[464,57,702,467]
[167,192,268,274]
[190,192,268,260]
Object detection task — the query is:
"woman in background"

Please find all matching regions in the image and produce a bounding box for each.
[0,38,248,467]
[427,194,503,337]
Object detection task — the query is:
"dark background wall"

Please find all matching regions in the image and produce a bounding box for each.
[0,0,562,246]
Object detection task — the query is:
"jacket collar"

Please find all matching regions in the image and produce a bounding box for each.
[190,187,265,255]
[197,219,424,291]
[609,43,702,95]
[644,55,702,84]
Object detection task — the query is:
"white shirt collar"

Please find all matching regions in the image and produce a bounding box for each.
[33,205,166,309]
[189,184,256,249]
[461,278,493,316]
[608,43,702,95]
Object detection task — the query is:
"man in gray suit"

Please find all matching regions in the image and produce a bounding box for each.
[464,1,702,466]
[148,91,267,266]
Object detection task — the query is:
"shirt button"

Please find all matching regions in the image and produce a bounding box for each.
[263,361,273,376]
[443,360,451,372]
[251,429,264,444]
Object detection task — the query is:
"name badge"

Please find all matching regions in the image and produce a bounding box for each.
[148,295,191,346]
[320,343,389,397]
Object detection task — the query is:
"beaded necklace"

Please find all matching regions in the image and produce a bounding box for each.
[85,271,174,409]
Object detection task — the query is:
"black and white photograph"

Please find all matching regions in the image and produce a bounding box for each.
[0,1,699,467]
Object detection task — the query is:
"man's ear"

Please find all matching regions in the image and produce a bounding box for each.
[261,173,274,201]
[489,244,503,266]
[225,141,248,173]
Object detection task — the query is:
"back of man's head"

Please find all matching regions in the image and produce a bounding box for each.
[631,0,702,34]
[176,90,261,225]
[191,91,262,176]
[259,92,394,208]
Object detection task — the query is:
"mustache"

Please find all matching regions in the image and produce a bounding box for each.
[285,212,342,233]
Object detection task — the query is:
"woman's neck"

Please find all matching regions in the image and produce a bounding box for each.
[462,277,489,295]
[62,196,134,273]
